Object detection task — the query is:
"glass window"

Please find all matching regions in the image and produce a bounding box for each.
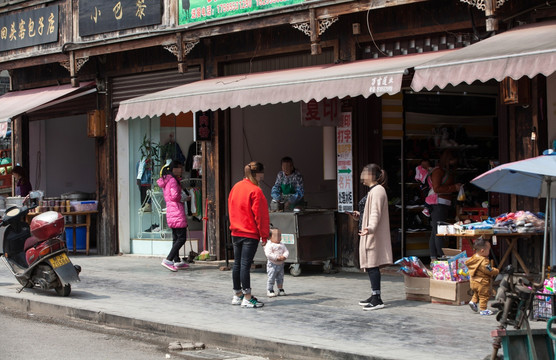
[129,113,200,241]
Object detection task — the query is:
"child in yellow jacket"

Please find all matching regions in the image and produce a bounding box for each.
[465,237,499,315]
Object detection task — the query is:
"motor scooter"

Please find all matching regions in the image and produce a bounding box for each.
[0,205,81,296]
[489,264,538,359]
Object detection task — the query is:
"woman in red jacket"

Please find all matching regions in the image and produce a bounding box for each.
[228,161,269,308]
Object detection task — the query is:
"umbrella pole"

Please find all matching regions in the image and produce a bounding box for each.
[540,179,551,287]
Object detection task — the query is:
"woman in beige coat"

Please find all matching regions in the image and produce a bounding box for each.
[352,164,393,310]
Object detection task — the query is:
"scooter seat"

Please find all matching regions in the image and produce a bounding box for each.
[24,236,40,251]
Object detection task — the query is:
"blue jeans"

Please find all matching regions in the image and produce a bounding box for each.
[232,236,259,295]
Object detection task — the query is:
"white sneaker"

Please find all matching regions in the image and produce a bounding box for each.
[267,290,276,297]
[278,289,286,296]
[241,297,264,308]
[231,294,244,305]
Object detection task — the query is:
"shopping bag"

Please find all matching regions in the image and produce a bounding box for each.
[457,185,466,202]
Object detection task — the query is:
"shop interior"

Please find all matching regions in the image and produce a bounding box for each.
[24,114,99,253]
[229,101,340,274]
[399,84,500,261]
[230,102,338,208]
[129,113,203,255]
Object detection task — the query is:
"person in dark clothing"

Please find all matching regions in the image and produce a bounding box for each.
[428,150,462,261]
[12,166,32,197]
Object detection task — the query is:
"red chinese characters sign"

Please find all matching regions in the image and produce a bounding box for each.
[300,99,342,127]
[337,112,353,212]
[194,110,212,141]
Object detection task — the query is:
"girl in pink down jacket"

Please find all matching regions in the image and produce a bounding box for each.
[157,159,189,272]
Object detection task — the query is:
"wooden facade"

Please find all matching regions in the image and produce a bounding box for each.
[0,0,554,262]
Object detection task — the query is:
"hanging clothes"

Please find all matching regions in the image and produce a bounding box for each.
[185,142,197,172]
[190,188,197,215]
[161,139,185,163]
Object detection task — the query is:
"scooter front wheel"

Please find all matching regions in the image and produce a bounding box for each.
[55,284,71,296]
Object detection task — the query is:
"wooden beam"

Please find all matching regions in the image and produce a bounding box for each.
[1,0,429,70]
[0,53,67,70]
[69,51,79,87]
[212,39,337,64]
[309,8,321,55]
[316,0,429,18]
[355,20,477,42]
[176,33,186,73]
[74,34,176,58]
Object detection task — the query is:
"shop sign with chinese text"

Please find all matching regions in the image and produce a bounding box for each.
[0,5,58,52]
[368,75,395,95]
[179,0,305,25]
[300,99,342,127]
[194,110,213,141]
[337,112,353,213]
[79,0,162,37]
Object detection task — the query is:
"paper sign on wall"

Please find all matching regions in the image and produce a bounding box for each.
[337,112,353,213]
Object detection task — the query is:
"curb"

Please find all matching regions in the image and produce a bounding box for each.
[0,294,387,360]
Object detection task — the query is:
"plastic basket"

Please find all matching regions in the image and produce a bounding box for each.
[532,292,556,321]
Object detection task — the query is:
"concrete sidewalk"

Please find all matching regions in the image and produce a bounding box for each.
[0,254,546,359]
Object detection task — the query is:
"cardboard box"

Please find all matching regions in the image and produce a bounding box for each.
[430,279,471,305]
[404,275,431,302]
[442,248,463,257]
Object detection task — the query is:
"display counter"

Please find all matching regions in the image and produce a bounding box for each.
[437,232,543,275]
[253,209,335,276]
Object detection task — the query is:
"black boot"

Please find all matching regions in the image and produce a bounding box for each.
[363,294,384,311]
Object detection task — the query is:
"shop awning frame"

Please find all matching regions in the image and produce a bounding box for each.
[116,51,452,121]
[411,20,556,91]
[0,82,96,123]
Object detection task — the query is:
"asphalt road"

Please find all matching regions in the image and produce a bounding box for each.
[0,309,268,360]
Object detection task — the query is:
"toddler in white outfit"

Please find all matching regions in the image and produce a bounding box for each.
[264,232,289,297]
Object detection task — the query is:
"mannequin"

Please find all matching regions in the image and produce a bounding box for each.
[136,155,152,212]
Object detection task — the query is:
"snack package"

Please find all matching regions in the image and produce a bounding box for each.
[395,256,431,277]
[431,261,451,281]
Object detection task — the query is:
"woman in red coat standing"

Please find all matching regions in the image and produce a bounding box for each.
[228,161,270,308]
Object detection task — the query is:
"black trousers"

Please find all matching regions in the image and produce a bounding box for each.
[366,267,381,293]
[429,204,452,259]
[167,227,187,262]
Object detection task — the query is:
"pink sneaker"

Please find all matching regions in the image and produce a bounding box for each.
[161,260,177,272]
[174,261,189,270]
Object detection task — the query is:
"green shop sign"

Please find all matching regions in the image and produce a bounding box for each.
[179,0,305,25]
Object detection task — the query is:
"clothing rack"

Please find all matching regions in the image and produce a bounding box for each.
[181,177,202,189]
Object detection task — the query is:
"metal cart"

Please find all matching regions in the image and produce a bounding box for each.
[253,209,335,276]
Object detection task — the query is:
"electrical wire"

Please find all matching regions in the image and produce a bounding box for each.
[366,8,388,57]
